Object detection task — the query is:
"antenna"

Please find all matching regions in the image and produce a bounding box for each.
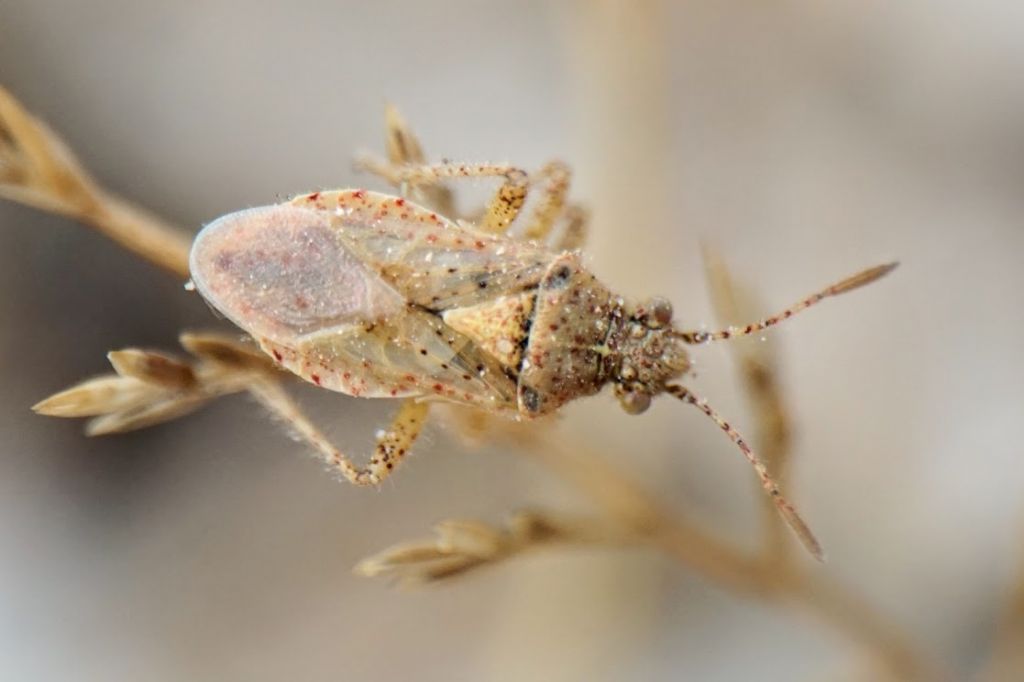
[666,383,824,561]
[674,262,898,344]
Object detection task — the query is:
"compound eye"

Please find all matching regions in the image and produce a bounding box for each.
[646,297,673,328]
[618,390,652,415]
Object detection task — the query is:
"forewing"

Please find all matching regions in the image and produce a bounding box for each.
[291,190,554,310]
[190,204,404,346]
[273,306,517,410]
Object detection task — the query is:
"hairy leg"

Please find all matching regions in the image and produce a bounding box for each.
[249,380,429,486]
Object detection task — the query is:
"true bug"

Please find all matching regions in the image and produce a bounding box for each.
[189,123,895,560]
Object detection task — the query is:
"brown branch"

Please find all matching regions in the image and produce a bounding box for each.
[354,510,637,586]
[0,84,191,277]
[702,243,797,567]
[515,426,936,680]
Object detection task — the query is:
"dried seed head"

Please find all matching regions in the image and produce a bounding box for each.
[107,349,196,390]
[178,332,276,372]
[32,375,154,418]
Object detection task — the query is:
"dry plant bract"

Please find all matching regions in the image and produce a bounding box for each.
[2,86,936,680]
[355,510,635,587]
[33,333,278,436]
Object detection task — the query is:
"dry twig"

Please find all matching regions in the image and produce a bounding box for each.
[703,243,797,566]
[355,510,634,586]
[33,333,278,435]
[0,85,190,276]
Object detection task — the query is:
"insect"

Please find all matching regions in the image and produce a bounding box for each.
[189,139,895,561]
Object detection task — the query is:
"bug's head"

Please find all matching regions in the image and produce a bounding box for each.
[613,297,691,415]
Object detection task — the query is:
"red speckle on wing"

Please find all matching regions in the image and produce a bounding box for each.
[311,374,322,385]
[272,350,283,362]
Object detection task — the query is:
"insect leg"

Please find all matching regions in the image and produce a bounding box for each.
[355,159,530,234]
[673,262,899,344]
[248,379,429,486]
[381,105,456,216]
[521,161,571,242]
[665,384,824,561]
[552,204,590,251]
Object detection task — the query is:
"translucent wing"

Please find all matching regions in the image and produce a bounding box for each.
[190,203,517,409]
[190,204,404,344]
[264,307,517,410]
[291,190,555,310]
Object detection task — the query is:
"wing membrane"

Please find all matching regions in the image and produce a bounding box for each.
[292,190,554,310]
[288,307,517,410]
[190,204,404,345]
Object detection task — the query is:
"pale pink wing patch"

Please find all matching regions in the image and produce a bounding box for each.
[189,204,404,346]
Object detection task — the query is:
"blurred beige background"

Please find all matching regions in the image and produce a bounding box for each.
[2,1,1023,680]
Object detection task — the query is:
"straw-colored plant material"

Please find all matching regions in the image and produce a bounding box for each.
[356,511,633,586]
[702,244,796,564]
[978,534,1024,681]
[34,333,277,435]
[0,85,190,276]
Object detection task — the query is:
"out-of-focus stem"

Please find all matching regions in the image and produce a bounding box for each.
[519,427,935,680]
[82,193,191,278]
[0,84,191,278]
[703,244,796,567]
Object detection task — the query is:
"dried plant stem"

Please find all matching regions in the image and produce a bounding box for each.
[703,244,796,567]
[77,193,191,277]
[517,428,933,681]
[976,530,1024,681]
[0,84,191,277]
[699,249,929,675]
[562,3,931,674]
[355,510,638,586]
